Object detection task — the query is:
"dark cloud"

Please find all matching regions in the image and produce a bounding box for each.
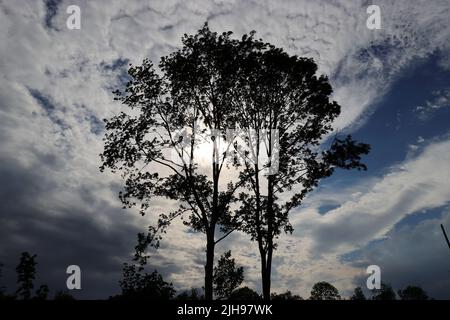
[28,88,70,131]
[1,0,450,300]
[44,0,63,30]
[78,104,104,135]
[0,154,141,298]
[100,58,129,72]
[347,209,450,299]
[100,58,132,91]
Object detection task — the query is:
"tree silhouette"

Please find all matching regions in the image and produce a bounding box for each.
[231,37,370,299]
[101,23,369,300]
[34,284,49,300]
[271,291,303,300]
[54,290,76,301]
[0,262,3,290]
[350,287,366,300]
[228,286,261,300]
[14,252,50,300]
[15,252,37,300]
[397,285,429,300]
[372,283,396,300]
[213,250,244,299]
[113,231,176,300]
[117,263,175,300]
[309,281,341,300]
[0,262,5,299]
[175,288,203,300]
[101,24,264,300]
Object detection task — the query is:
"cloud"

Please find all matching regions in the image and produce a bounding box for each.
[415,88,450,120]
[0,154,141,298]
[44,0,63,30]
[297,137,450,255]
[350,208,450,299]
[262,137,450,298]
[0,0,450,299]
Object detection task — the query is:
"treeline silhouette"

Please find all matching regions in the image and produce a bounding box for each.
[0,252,75,300]
[0,251,431,300]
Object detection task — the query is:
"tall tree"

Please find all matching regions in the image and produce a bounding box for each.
[232,40,370,299]
[309,281,341,300]
[213,250,244,299]
[15,252,37,300]
[102,24,256,300]
[101,24,369,300]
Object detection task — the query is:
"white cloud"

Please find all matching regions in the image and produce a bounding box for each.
[415,88,450,120]
[297,138,450,254]
[260,137,450,297]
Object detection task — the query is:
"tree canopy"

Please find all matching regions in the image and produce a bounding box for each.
[350,287,366,300]
[372,283,396,300]
[309,281,341,300]
[117,263,175,300]
[228,286,261,300]
[213,250,244,299]
[15,252,37,300]
[398,285,429,300]
[101,23,370,300]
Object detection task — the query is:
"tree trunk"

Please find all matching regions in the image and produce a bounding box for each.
[261,267,270,300]
[263,246,273,300]
[259,248,270,300]
[204,226,215,300]
[204,160,220,301]
[263,172,275,300]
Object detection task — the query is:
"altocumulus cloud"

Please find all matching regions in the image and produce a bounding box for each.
[0,0,450,298]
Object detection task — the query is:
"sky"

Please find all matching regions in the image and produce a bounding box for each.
[0,0,450,299]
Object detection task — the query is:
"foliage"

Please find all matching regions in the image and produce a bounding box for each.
[228,286,261,300]
[118,263,175,300]
[309,281,341,300]
[397,285,429,300]
[228,30,370,299]
[271,290,302,300]
[15,252,37,300]
[350,287,366,300]
[101,23,261,300]
[101,23,370,300]
[175,288,204,300]
[213,250,244,299]
[372,283,396,300]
